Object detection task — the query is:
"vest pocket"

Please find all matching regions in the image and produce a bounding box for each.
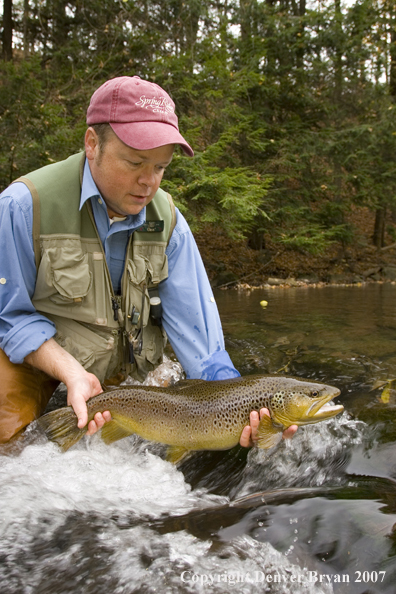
[50,250,92,303]
[125,252,168,328]
[35,246,92,305]
[126,257,151,328]
[145,325,167,365]
[51,316,117,382]
[131,324,167,380]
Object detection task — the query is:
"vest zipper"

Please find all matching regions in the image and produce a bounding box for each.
[86,201,129,372]
[111,298,119,321]
[121,234,135,366]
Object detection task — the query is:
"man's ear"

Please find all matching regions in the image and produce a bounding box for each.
[85,127,99,160]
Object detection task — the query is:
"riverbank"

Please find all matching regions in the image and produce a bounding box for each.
[195,206,396,288]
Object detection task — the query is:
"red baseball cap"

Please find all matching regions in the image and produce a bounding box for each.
[87,76,194,157]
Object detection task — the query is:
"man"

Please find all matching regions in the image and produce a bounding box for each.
[0,76,296,446]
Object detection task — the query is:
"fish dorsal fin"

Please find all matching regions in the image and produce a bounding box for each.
[171,379,206,391]
[166,446,192,464]
[256,414,283,449]
[100,415,135,445]
[100,384,120,393]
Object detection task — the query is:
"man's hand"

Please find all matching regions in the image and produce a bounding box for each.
[239,408,298,448]
[65,372,110,434]
[25,338,111,435]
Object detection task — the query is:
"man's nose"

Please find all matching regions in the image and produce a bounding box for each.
[138,167,156,187]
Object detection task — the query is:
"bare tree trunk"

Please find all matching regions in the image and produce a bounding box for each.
[334,0,343,103]
[388,2,396,98]
[373,206,386,248]
[3,0,13,61]
[23,0,29,58]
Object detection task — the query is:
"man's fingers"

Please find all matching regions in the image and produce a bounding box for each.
[249,410,260,441]
[87,419,97,435]
[239,425,252,447]
[67,372,105,431]
[240,409,271,447]
[250,408,271,442]
[240,408,298,449]
[283,424,298,439]
[86,411,112,436]
[73,400,88,429]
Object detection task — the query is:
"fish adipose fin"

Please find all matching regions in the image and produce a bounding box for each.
[100,413,135,444]
[166,446,192,464]
[37,407,85,451]
[256,414,283,449]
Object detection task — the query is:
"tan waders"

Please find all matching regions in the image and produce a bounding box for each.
[0,349,60,444]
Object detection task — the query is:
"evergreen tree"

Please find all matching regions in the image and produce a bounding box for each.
[1,0,396,254]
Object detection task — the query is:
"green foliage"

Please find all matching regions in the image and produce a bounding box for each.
[0,57,86,188]
[165,151,272,238]
[1,0,396,251]
[279,223,353,256]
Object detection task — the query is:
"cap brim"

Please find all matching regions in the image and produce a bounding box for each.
[110,122,194,157]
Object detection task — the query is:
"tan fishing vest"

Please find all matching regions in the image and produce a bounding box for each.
[16,152,176,382]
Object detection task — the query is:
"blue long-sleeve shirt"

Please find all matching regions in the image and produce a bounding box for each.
[0,159,239,381]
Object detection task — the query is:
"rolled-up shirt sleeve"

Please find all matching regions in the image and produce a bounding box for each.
[0,183,56,363]
[159,209,240,380]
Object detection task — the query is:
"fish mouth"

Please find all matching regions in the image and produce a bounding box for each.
[312,402,344,418]
[305,389,343,421]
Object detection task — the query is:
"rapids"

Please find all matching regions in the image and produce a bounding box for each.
[2,284,396,593]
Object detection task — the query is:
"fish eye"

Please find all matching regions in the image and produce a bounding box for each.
[311,390,318,397]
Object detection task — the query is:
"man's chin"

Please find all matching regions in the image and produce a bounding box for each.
[107,203,147,218]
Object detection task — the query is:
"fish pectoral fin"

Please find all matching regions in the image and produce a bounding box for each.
[100,415,135,445]
[166,446,192,465]
[256,415,283,449]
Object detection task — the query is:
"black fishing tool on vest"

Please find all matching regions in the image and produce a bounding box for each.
[126,284,147,364]
[148,287,162,326]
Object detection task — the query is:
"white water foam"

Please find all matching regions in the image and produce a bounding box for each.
[239,413,368,495]
[0,428,338,594]
[1,362,368,594]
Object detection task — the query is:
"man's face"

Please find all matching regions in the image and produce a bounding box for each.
[85,127,174,218]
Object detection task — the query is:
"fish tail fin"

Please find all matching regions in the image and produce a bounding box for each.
[256,414,283,449]
[37,407,86,451]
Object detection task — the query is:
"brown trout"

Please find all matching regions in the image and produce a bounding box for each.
[38,375,343,463]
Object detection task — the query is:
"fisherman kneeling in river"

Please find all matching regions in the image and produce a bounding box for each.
[0,76,297,447]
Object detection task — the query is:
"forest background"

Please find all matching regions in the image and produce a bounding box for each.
[1,0,396,287]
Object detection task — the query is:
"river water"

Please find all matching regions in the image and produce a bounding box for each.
[1,284,396,594]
